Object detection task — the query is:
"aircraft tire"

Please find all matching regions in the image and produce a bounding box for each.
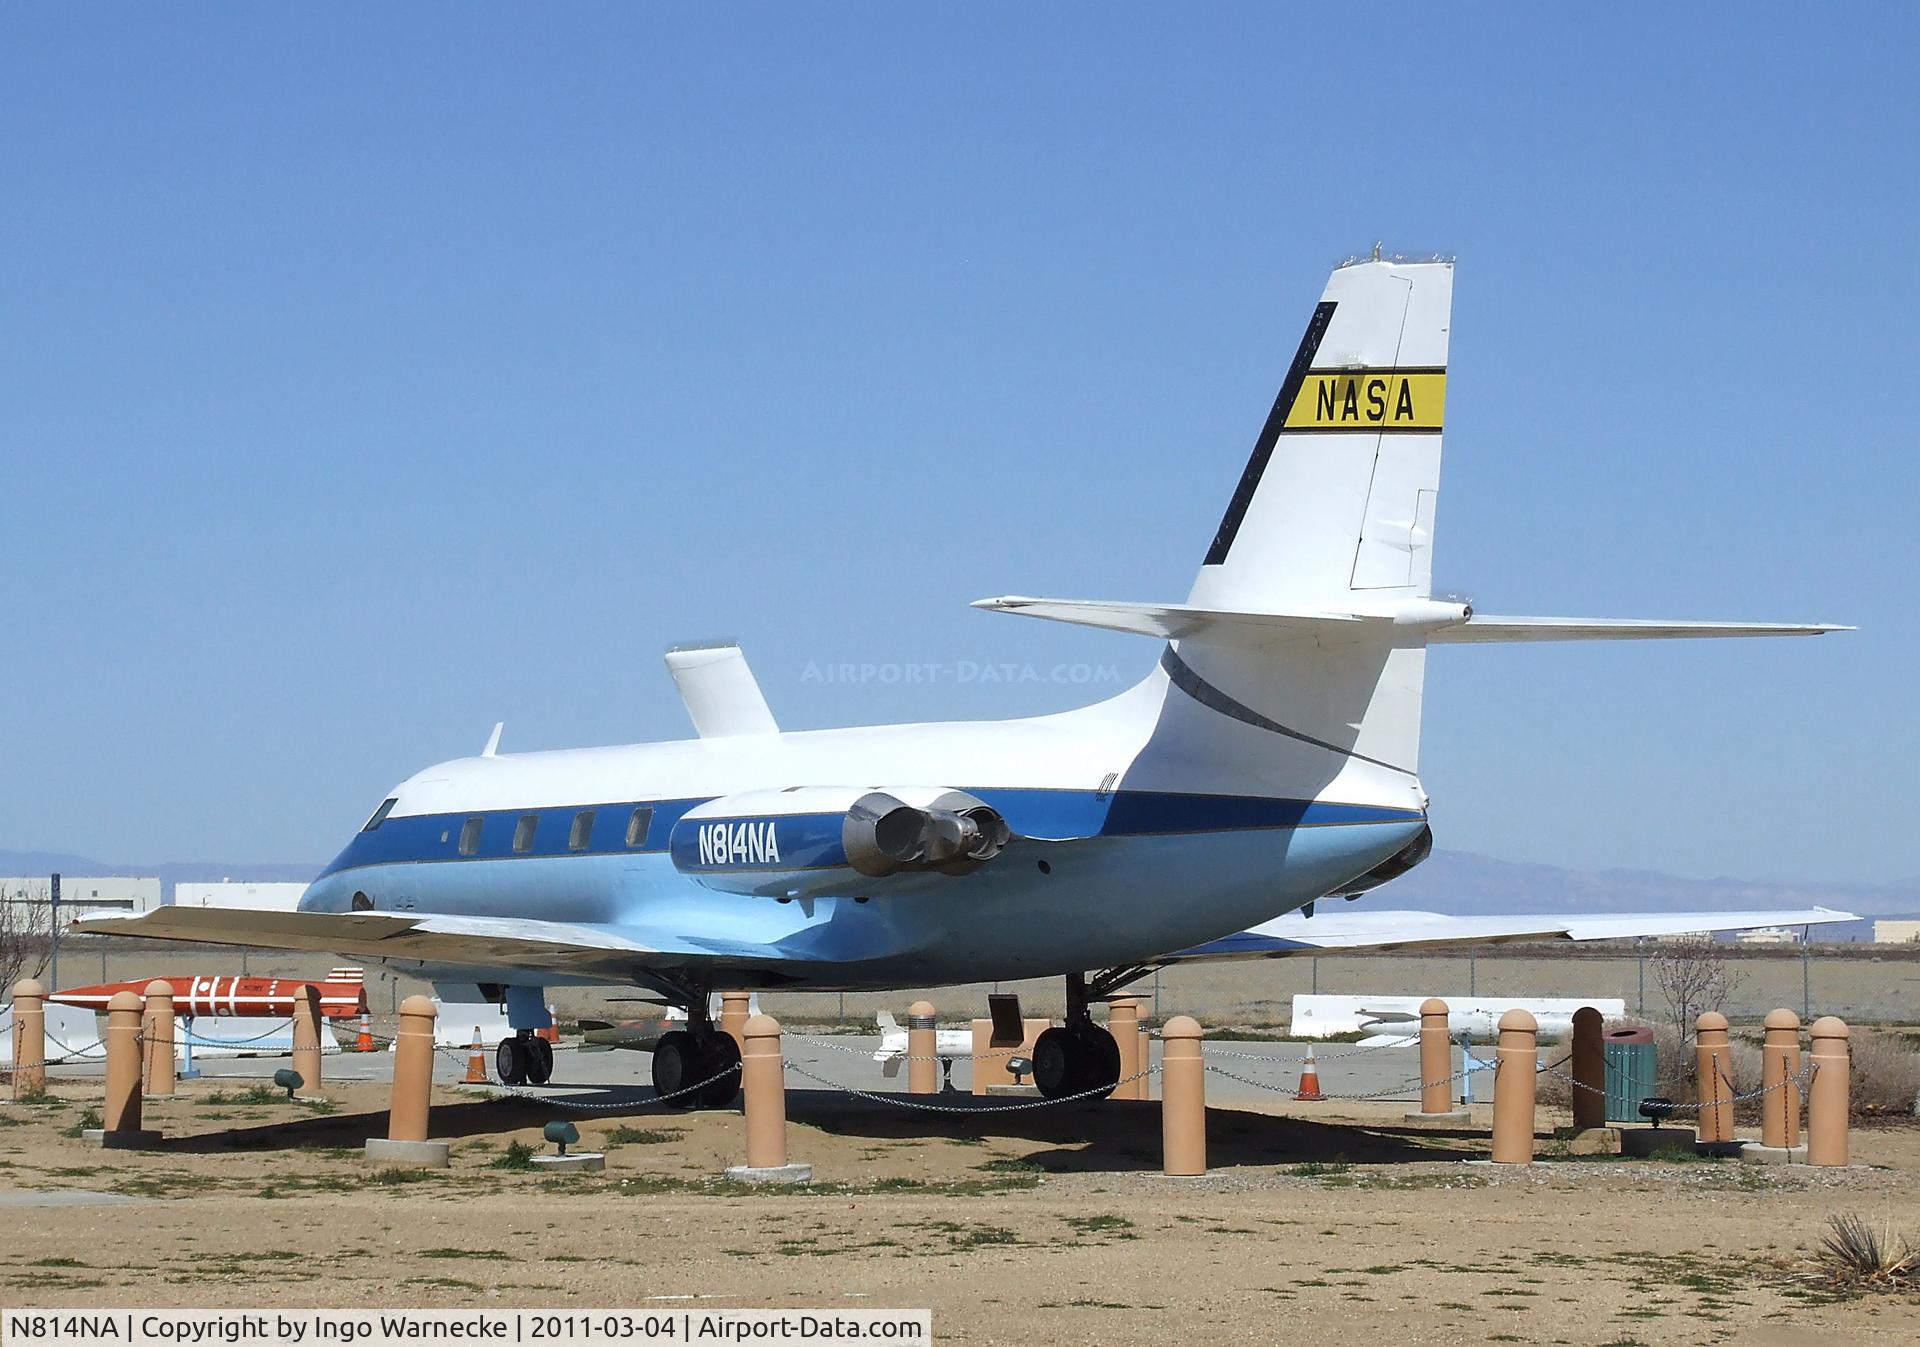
[1077,1022,1121,1100]
[496,1036,528,1086]
[651,1030,702,1109]
[697,1031,742,1108]
[526,1036,554,1085]
[1032,1027,1080,1099]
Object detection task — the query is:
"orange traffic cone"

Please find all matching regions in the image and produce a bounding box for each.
[355,1012,374,1053]
[1295,1044,1324,1101]
[464,1028,488,1083]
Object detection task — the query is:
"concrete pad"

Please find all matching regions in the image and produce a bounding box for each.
[365,1137,450,1168]
[533,1152,606,1173]
[725,1162,813,1186]
[1403,1109,1472,1125]
[0,1188,149,1207]
[1619,1127,1696,1158]
[1740,1143,1809,1165]
[986,1084,1040,1097]
[85,1128,162,1150]
[1557,1127,1620,1156]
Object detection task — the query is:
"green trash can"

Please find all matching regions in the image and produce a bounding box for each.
[1603,1026,1657,1123]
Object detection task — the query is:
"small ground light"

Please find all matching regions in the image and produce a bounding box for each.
[1007,1056,1034,1086]
[1638,1096,1677,1125]
[273,1068,304,1100]
[544,1120,580,1156]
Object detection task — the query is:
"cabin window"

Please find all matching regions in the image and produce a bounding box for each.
[625,806,653,848]
[513,813,539,853]
[569,809,596,852]
[362,798,398,832]
[458,816,483,856]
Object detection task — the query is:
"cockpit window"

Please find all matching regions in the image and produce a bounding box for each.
[458,816,483,856]
[569,810,596,852]
[625,806,653,848]
[362,798,398,832]
[513,813,539,854]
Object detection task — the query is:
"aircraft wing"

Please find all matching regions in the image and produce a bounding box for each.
[1160,906,1859,963]
[70,907,779,983]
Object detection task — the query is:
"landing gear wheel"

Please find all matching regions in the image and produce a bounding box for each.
[698,1032,742,1108]
[1033,1027,1080,1098]
[496,1036,528,1086]
[1080,1023,1121,1100]
[526,1036,554,1085]
[1032,1023,1122,1100]
[651,1030,702,1109]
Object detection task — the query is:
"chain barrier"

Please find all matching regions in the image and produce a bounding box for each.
[788,1032,1026,1065]
[1200,1054,1475,1103]
[178,1020,299,1048]
[782,1057,1159,1113]
[1538,1055,1818,1114]
[430,1039,745,1113]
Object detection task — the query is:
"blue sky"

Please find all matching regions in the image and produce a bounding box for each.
[2,8,1913,880]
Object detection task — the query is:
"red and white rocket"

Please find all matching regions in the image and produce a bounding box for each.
[48,967,369,1019]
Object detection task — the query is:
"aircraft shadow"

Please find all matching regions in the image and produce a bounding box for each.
[781,1089,1482,1171]
[153,1084,1484,1171]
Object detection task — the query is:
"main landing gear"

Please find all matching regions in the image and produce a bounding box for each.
[496,1032,554,1086]
[651,1021,742,1109]
[1032,972,1123,1101]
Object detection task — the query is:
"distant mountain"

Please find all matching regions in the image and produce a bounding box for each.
[5,845,1914,930]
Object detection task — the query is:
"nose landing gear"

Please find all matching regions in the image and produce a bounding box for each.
[496,1032,554,1086]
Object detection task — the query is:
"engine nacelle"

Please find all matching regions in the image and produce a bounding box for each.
[668,786,1010,898]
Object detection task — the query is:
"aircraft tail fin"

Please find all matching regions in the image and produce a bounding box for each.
[1172,255,1454,779]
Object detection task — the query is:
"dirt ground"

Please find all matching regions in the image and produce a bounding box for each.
[4,1075,1918,1346]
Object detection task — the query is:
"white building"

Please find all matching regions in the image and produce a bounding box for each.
[1736,926,1800,946]
[1872,919,1920,945]
[173,881,310,912]
[0,876,161,933]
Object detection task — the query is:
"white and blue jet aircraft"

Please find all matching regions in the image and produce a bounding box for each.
[83,255,1851,1104]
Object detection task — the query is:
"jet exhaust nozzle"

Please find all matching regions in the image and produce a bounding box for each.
[844,791,1010,877]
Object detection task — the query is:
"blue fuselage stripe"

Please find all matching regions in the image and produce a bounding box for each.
[318,789,1423,880]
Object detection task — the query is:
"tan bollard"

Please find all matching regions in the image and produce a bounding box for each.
[719,991,751,1054]
[906,1000,938,1095]
[365,995,447,1167]
[291,984,323,1098]
[1108,997,1143,1101]
[1490,1008,1538,1164]
[1807,1016,1850,1167]
[1761,1008,1802,1151]
[1160,1015,1206,1176]
[726,1013,809,1183]
[1694,1012,1734,1145]
[142,980,177,1098]
[388,995,436,1142]
[10,979,47,1099]
[1570,1006,1605,1131]
[1419,997,1452,1116]
[103,990,145,1140]
[743,1014,787,1168]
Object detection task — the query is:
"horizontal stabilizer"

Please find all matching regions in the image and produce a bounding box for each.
[1161,906,1858,963]
[975,597,1849,645]
[1430,616,1850,643]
